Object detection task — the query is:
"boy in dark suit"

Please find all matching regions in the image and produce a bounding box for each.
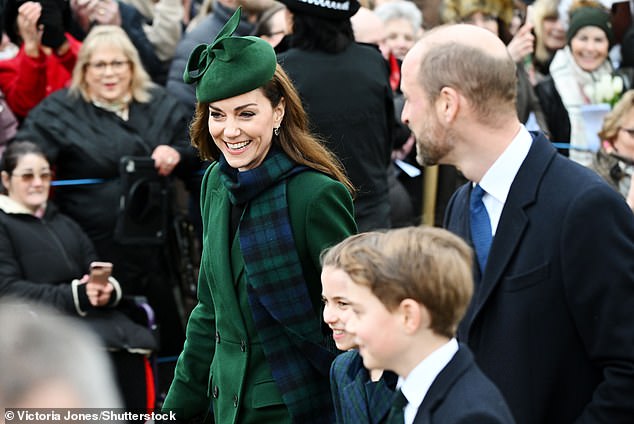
[325,226,515,424]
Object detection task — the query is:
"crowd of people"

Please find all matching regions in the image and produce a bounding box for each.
[0,0,633,422]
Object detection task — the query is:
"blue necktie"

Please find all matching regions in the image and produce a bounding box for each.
[470,184,492,272]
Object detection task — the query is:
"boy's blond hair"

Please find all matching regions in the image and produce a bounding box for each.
[321,226,474,338]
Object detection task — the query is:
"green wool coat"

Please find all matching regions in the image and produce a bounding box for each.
[162,163,356,423]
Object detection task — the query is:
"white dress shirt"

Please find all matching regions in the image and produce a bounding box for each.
[478,125,533,235]
[397,338,459,424]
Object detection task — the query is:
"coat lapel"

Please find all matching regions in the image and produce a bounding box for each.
[413,346,472,424]
[341,355,372,422]
[339,357,396,424]
[367,371,398,423]
[469,134,557,327]
[202,168,246,309]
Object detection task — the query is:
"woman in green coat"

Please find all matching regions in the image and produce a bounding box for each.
[162,8,357,424]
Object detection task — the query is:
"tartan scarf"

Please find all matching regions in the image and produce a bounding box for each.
[219,147,336,423]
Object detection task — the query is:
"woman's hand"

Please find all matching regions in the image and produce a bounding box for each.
[84,274,114,307]
[90,0,122,27]
[17,2,44,58]
[70,0,121,31]
[152,145,181,176]
[507,22,534,63]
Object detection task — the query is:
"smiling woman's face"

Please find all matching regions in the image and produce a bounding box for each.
[84,45,132,104]
[208,88,285,172]
[570,26,609,72]
[541,16,566,51]
[1,153,51,213]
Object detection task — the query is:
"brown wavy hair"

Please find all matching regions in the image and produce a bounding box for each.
[189,64,354,194]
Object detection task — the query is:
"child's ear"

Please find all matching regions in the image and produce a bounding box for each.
[399,299,427,334]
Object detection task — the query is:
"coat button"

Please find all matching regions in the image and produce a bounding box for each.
[240,340,246,352]
[215,331,220,343]
[213,386,219,399]
[233,395,238,408]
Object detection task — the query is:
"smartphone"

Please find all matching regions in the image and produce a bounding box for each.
[90,261,113,285]
[524,5,534,27]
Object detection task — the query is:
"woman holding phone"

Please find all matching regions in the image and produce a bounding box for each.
[0,141,121,312]
[0,140,156,410]
[16,24,197,355]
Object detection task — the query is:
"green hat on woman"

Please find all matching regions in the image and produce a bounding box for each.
[184,7,277,103]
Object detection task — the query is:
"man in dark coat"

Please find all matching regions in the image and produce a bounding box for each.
[277,0,394,231]
[400,24,634,424]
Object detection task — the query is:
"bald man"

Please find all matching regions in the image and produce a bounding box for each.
[400,24,634,424]
[351,7,386,47]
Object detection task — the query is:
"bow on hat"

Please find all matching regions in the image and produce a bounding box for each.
[184,7,277,103]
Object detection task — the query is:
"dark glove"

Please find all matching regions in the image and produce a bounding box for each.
[38,0,68,49]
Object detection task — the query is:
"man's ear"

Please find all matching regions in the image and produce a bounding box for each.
[435,86,460,124]
[399,299,428,334]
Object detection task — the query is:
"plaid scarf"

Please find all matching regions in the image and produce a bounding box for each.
[219,147,336,423]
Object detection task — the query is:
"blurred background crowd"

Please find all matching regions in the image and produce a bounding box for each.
[0,0,632,412]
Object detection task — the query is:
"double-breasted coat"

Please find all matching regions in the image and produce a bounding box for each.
[163,164,356,423]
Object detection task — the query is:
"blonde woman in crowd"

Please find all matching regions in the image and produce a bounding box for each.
[16,25,198,356]
[591,90,634,209]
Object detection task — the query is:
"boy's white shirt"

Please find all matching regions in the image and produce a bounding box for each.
[397,338,459,424]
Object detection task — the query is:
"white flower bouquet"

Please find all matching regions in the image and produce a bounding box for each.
[584,74,625,107]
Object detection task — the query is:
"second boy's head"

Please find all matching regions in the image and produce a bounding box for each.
[322,226,474,376]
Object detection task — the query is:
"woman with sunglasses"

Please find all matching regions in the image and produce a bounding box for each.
[0,140,119,313]
[591,90,634,211]
[0,140,156,410]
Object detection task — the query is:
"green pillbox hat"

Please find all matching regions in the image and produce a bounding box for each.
[184,7,277,103]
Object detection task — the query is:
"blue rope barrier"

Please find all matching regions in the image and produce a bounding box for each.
[51,147,597,189]
[156,355,179,364]
[51,178,107,187]
[50,169,207,187]
[551,142,596,153]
